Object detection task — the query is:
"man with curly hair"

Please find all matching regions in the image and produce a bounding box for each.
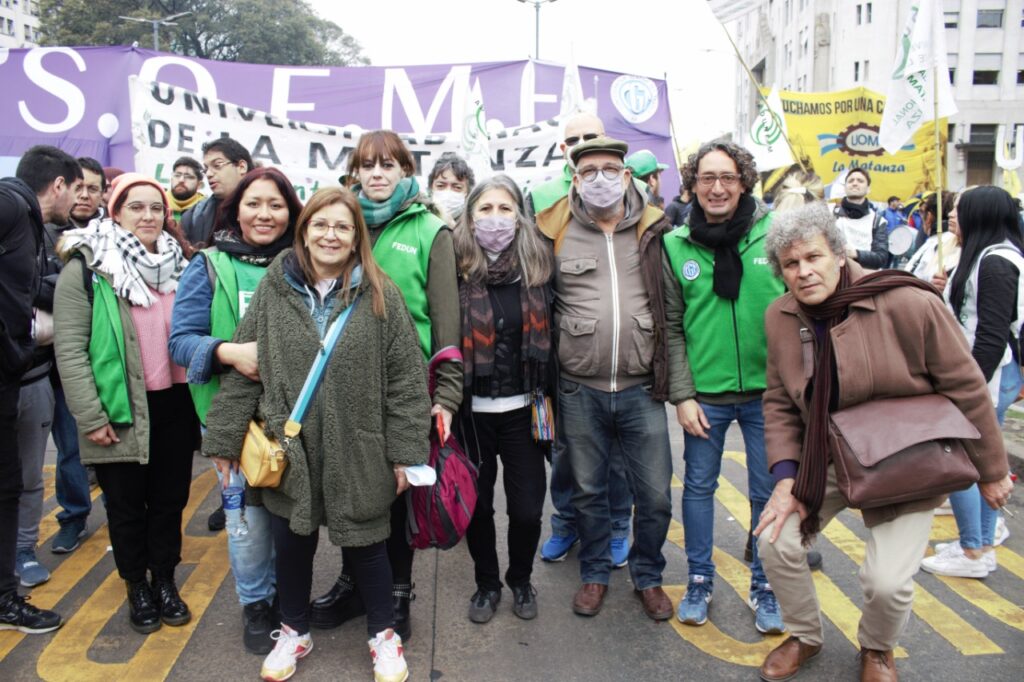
[662,140,786,635]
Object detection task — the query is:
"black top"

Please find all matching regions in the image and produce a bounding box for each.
[473,279,525,399]
[973,254,1020,382]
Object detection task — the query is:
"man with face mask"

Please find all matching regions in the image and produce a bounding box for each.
[535,137,674,621]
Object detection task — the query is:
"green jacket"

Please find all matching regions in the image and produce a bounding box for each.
[53,253,153,465]
[663,200,785,403]
[202,253,430,546]
[527,165,573,218]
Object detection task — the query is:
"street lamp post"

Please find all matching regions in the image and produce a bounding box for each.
[118,11,192,51]
[517,0,558,60]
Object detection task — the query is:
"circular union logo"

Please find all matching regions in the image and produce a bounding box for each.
[610,75,659,124]
[836,123,886,157]
[682,259,701,281]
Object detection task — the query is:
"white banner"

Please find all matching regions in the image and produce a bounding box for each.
[748,88,793,171]
[128,76,573,201]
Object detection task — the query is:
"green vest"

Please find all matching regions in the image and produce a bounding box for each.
[662,213,785,394]
[529,165,573,214]
[89,275,132,425]
[189,250,269,425]
[370,204,442,357]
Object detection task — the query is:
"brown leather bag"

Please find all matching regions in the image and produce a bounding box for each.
[828,393,981,509]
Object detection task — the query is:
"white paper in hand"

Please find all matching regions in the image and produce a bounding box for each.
[404,464,437,487]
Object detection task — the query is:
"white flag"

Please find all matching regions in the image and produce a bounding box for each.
[458,78,491,180]
[560,56,585,115]
[879,0,957,155]
[749,88,793,171]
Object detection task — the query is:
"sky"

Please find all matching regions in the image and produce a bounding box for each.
[309,0,739,160]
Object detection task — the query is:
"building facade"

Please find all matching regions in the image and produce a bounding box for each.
[0,0,39,48]
[723,0,1024,192]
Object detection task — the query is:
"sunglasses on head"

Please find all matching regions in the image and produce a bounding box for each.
[564,133,600,147]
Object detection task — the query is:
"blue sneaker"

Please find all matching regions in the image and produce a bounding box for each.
[15,548,50,588]
[748,583,786,634]
[610,536,629,568]
[540,532,579,562]
[676,575,712,625]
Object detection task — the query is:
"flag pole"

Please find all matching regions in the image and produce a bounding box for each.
[718,21,807,173]
[933,63,944,273]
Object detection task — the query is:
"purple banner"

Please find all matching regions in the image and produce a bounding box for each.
[0,46,677,198]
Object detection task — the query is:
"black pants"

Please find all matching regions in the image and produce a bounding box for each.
[270,513,394,636]
[94,385,198,583]
[0,383,23,598]
[462,406,547,591]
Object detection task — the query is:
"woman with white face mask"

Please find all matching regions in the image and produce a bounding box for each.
[428,152,475,226]
[451,174,554,624]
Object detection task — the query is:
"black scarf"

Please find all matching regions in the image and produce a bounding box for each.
[688,193,757,300]
[213,224,294,266]
[841,197,870,219]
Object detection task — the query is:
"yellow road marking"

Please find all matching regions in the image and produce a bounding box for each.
[36,487,104,550]
[997,546,1024,581]
[671,474,683,489]
[721,451,1001,655]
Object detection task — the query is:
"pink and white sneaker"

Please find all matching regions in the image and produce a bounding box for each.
[369,628,408,682]
[261,624,313,681]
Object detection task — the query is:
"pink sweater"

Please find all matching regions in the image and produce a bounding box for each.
[130,288,187,391]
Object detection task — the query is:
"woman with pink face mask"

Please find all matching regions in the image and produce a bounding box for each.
[451,174,555,625]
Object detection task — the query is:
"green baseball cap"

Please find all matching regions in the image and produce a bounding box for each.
[625,149,668,179]
[569,136,629,166]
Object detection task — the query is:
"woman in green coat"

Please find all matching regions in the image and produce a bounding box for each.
[202,186,429,682]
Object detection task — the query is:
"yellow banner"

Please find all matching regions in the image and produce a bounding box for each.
[772,87,946,202]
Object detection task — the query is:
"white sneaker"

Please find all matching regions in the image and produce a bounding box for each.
[369,628,408,682]
[994,515,1010,546]
[921,544,991,578]
[934,499,954,516]
[261,624,313,682]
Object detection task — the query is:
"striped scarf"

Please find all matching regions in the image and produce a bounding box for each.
[794,268,940,543]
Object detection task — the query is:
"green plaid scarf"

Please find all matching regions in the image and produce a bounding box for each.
[357,177,420,228]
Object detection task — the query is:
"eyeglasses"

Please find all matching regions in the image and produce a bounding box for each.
[80,185,102,197]
[564,133,599,147]
[696,173,740,188]
[203,159,235,175]
[123,202,165,217]
[578,165,624,183]
[308,220,355,236]
[172,172,198,181]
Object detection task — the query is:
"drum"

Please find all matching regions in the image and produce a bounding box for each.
[888,225,916,256]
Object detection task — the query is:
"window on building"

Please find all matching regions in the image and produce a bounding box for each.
[977,10,1004,28]
[970,124,997,145]
[1018,69,1024,85]
[949,68,957,84]
[856,4,862,25]
[944,12,959,29]
[854,61,861,82]
[866,2,872,23]
[974,70,1000,84]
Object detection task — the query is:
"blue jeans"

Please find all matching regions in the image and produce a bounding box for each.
[549,434,632,540]
[949,362,1020,549]
[560,379,672,588]
[682,399,773,587]
[215,467,277,606]
[52,387,92,527]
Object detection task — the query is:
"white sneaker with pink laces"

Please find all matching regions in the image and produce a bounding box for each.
[369,628,408,682]
[261,624,313,682]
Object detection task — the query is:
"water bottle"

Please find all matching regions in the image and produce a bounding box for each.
[222,469,249,537]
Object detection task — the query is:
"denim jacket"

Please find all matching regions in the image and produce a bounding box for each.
[169,252,223,385]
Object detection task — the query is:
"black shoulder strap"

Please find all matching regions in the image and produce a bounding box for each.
[72,253,94,304]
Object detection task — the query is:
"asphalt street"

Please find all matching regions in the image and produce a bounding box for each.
[1,409,1022,681]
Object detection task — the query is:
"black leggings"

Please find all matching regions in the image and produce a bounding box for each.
[270,513,394,636]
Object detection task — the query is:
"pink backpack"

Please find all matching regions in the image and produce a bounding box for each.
[406,347,479,550]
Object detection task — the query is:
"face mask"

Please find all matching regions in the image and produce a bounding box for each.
[433,189,466,220]
[473,215,517,253]
[579,172,625,209]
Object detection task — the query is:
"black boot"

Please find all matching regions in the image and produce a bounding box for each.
[207,505,225,532]
[151,574,191,626]
[242,599,275,654]
[310,573,366,629]
[125,580,161,634]
[392,582,415,642]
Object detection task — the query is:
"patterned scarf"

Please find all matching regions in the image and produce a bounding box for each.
[459,248,551,394]
[59,218,187,307]
[794,268,940,544]
[212,225,293,266]
[357,177,420,228]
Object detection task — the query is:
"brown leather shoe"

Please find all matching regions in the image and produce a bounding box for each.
[635,586,673,621]
[859,648,897,682]
[572,583,607,616]
[759,635,822,681]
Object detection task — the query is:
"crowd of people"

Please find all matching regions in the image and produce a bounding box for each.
[0,110,1017,682]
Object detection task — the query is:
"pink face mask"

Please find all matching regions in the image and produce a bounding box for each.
[473,215,517,253]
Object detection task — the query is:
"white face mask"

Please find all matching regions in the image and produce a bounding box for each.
[433,190,466,219]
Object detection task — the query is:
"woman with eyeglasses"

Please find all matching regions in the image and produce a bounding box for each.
[310,130,462,644]
[202,186,428,682]
[54,173,199,636]
[169,166,302,655]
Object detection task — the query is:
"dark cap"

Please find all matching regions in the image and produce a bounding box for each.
[569,136,629,166]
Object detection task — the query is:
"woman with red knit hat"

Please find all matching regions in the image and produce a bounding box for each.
[53,172,199,635]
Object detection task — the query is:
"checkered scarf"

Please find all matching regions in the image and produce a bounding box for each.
[60,218,188,307]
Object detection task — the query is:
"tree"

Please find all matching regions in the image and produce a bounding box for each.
[38,0,369,66]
